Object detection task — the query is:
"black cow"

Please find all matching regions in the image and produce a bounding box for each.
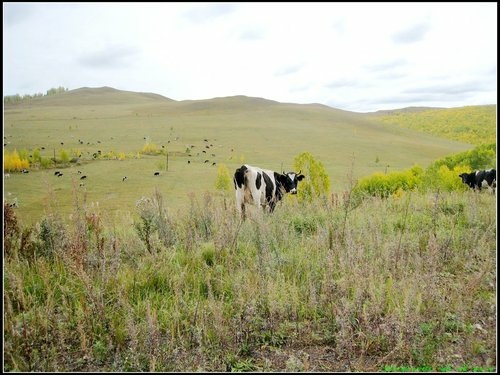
[459,169,496,192]
[233,164,305,217]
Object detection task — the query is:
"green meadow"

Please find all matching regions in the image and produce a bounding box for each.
[3,87,496,371]
[4,87,473,225]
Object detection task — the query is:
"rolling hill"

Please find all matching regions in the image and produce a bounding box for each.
[3,87,483,224]
[368,104,496,145]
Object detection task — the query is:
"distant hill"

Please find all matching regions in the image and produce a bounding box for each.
[368,105,496,145]
[4,86,173,107]
[370,106,446,115]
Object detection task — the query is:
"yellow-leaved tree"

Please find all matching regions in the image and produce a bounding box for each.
[293,152,330,203]
[4,149,30,172]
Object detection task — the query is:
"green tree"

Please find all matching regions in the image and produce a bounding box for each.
[32,148,42,164]
[46,86,68,96]
[293,152,330,202]
[215,163,232,193]
[59,149,70,164]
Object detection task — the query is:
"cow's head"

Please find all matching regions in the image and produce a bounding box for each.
[459,172,474,185]
[278,171,305,194]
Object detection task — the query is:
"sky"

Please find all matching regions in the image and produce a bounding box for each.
[3,2,497,112]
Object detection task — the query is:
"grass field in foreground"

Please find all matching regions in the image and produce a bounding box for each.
[3,189,496,371]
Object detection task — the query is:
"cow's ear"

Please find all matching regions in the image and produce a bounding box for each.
[297,174,305,181]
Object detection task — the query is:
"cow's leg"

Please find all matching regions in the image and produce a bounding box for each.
[249,186,262,210]
[235,189,244,214]
[268,200,276,212]
[235,188,248,220]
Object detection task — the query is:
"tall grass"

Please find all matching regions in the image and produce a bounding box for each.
[3,186,496,371]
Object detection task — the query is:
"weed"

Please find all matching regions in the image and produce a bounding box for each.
[3,189,496,371]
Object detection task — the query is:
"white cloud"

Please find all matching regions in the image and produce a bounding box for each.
[3,2,497,112]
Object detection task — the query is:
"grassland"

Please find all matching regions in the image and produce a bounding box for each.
[3,87,475,225]
[3,87,497,372]
[3,188,496,371]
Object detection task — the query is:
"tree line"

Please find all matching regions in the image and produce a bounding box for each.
[4,86,68,104]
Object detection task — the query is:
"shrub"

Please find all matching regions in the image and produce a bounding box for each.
[3,149,30,172]
[214,163,232,193]
[293,152,330,202]
[140,142,161,155]
[428,143,496,171]
[59,149,70,164]
[422,165,470,192]
[3,202,20,257]
[353,165,423,198]
[32,148,42,164]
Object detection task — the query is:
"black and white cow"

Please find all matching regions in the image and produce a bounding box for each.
[233,164,305,217]
[459,169,496,192]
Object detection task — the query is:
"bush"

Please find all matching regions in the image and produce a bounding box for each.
[353,165,423,198]
[429,143,496,171]
[422,165,470,192]
[293,152,330,202]
[214,163,232,193]
[3,149,30,172]
[353,143,497,199]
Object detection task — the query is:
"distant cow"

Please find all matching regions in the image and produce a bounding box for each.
[459,169,496,192]
[80,175,87,180]
[233,164,305,217]
[154,172,160,176]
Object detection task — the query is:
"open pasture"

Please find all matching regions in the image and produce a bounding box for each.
[3,88,496,371]
[4,87,474,224]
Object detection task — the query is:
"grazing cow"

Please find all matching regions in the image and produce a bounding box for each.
[122,176,128,181]
[154,172,160,176]
[233,164,305,217]
[80,175,87,180]
[459,169,496,192]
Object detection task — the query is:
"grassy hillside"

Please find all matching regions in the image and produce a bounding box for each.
[4,87,474,224]
[368,105,496,145]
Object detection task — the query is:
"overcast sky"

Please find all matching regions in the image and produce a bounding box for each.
[3,2,497,112]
